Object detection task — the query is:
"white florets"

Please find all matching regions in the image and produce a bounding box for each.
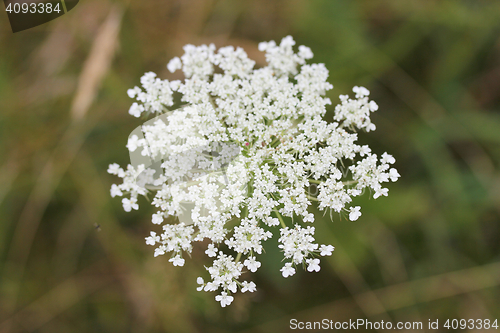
[349,206,362,221]
[280,262,296,278]
[109,36,399,307]
[215,292,234,307]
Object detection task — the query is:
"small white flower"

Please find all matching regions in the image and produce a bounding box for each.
[110,184,122,197]
[241,281,256,293]
[196,277,205,291]
[126,135,140,152]
[353,86,370,98]
[154,246,166,257]
[205,244,217,257]
[152,212,164,225]
[258,40,273,51]
[359,145,371,156]
[306,258,321,272]
[107,163,121,175]
[145,231,160,246]
[298,45,313,59]
[169,80,181,91]
[319,244,334,256]
[122,197,138,212]
[373,188,389,199]
[227,281,237,293]
[204,282,217,292]
[389,168,400,182]
[243,256,261,273]
[349,206,362,221]
[215,292,234,307]
[169,255,185,266]
[127,87,141,98]
[128,102,143,117]
[167,57,182,73]
[381,152,396,165]
[281,263,296,278]
[303,213,314,223]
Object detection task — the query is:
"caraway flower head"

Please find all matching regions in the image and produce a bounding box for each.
[108,36,400,307]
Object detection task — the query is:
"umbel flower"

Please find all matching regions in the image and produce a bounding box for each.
[108,36,400,307]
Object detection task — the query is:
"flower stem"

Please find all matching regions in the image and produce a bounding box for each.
[273,208,286,228]
[306,194,318,202]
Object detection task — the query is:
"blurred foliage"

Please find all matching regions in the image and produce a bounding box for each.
[1,0,500,332]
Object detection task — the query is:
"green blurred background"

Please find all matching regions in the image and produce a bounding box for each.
[1,0,500,332]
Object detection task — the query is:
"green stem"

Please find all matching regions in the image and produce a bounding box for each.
[235,252,242,263]
[308,179,323,184]
[247,178,254,198]
[273,208,287,229]
[306,194,318,202]
[270,137,281,148]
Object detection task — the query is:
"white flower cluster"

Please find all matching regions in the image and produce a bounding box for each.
[108,36,400,307]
